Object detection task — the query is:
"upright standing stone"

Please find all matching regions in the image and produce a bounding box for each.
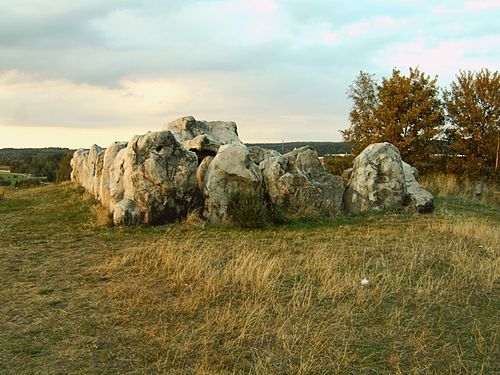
[121,130,199,224]
[203,144,263,223]
[260,146,344,216]
[344,143,406,214]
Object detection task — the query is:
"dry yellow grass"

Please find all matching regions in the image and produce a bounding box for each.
[0,182,499,373]
[90,202,113,227]
[420,173,499,206]
[100,217,499,373]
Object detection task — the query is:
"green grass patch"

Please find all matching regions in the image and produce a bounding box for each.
[0,171,33,185]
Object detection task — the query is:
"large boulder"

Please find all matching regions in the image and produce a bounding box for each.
[107,148,128,215]
[70,145,105,198]
[343,143,406,214]
[202,144,263,223]
[260,146,344,216]
[121,130,200,224]
[402,161,434,213]
[81,144,105,198]
[99,141,128,213]
[70,148,89,185]
[165,116,242,158]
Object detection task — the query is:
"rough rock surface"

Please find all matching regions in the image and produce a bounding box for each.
[165,116,241,158]
[70,148,88,185]
[183,134,222,157]
[247,146,280,164]
[344,143,406,214]
[107,148,128,214]
[197,156,214,189]
[113,199,141,226]
[99,141,127,212]
[260,146,344,216]
[122,130,200,224]
[402,161,434,213]
[70,145,105,198]
[78,145,104,198]
[202,144,263,223]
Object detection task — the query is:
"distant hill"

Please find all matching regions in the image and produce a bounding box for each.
[0,147,72,162]
[0,148,74,182]
[246,142,351,156]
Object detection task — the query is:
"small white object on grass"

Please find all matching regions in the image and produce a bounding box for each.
[361,278,370,286]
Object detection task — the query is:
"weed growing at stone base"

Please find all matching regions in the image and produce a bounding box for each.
[227,189,270,228]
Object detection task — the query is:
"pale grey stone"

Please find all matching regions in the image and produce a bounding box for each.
[260,146,344,216]
[344,143,406,214]
[203,144,263,223]
[402,161,434,213]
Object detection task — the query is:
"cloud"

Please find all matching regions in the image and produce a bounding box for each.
[464,0,500,11]
[377,35,500,82]
[0,70,189,128]
[0,1,498,147]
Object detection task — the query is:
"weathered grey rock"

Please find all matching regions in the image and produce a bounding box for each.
[183,134,222,156]
[165,116,241,158]
[107,148,128,214]
[71,145,105,198]
[122,130,200,224]
[260,146,344,216]
[344,143,406,214]
[113,199,141,226]
[203,144,263,223]
[76,144,103,197]
[247,146,280,164]
[197,156,214,189]
[402,161,434,213]
[341,168,353,185]
[70,148,88,185]
[99,141,127,213]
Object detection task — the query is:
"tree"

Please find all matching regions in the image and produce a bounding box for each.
[55,152,74,183]
[444,69,500,178]
[342,68,445,173]
[342,71,380,154]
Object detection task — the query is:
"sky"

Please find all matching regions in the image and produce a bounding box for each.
[0,0,499,148]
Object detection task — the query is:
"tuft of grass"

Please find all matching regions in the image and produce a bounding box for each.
[0,186,6,201]
[181,208,205,228]
[90,203,113,227]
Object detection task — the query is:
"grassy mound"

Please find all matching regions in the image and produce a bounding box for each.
[0,182,498,373]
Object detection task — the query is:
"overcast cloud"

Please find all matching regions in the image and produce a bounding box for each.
[0,0,499,147]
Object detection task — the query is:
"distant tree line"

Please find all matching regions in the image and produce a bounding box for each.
[0,148,74,183]
[342,68,499,179]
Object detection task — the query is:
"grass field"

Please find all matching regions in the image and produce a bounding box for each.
[0,182,498,374]
[0,171,33,185]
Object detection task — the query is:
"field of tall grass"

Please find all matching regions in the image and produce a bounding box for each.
[0,176,498,374]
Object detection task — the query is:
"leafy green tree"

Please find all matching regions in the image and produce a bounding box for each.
[55,152,74,183]
[343,68,445,172]
[342,71,380,155]
[444,69,500,178]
